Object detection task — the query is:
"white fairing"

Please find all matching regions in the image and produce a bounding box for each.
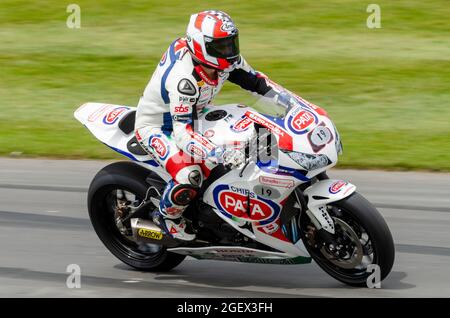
[303,179,356,233]
[196,104,256,148]
[74,102,170,181]
[75,101,349,259]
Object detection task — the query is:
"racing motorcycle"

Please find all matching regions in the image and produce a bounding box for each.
[74,97,394,286]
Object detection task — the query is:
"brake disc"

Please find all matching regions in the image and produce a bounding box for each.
[320,217,364,269]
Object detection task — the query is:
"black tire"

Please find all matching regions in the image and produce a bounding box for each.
[302,192,395,286]
[87,161,186,272]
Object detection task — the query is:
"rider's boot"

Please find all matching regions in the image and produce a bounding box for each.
[151,180,197,241]
[152,210,196,241]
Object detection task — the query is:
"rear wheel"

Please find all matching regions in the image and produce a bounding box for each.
[300,192,395,286]
[88,162,186,271]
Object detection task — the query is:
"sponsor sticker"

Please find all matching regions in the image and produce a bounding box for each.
[218,191,274,221]
[138,228,163,240]
[259,176,294,189]
[174,105,190,114]
[203,129,215,138]
[214,186,280,222]
[246,112,285,137]
[287,108,318,134]
[88,104,113,122]
[135,129,143,142]
[191,133,215,151]
[220,21,236,32]
[245,111,293,150]
[253,185,281,199]
[149,136,169,160]
[231,116,253,132]
[329,180,347,194]
[187,142,207,159]
[102,106,129,125]
[177,78,196,96]
[308,123,334,152]
[258,222,279,234]
[178,96,196,103]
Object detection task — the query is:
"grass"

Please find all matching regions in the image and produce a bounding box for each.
[0,0,449,170]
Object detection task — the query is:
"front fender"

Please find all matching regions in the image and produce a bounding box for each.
[303,179,356,234]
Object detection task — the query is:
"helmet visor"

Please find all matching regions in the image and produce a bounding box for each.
[204,33,240,60]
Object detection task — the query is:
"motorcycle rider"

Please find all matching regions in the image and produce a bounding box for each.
[135,10,302,241]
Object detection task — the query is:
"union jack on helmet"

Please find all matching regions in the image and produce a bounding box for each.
[186,10,240,72]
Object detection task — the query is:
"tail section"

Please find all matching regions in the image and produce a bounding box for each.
[74,102,169,180]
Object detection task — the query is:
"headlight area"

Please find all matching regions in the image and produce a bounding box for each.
[282,150,332,171]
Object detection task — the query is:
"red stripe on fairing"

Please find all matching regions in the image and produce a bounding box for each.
[194,14,206,31]
[244,111,293,151]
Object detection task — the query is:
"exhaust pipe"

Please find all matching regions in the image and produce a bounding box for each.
[130,218,180,247]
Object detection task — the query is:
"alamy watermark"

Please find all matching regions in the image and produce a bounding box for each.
[366,4,381,29]
[366,264,381,288]
[66,4,81,29]
[66,264,81,288]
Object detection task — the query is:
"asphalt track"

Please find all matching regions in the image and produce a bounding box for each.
[0,158,449,298]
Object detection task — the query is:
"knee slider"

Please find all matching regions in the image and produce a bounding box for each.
[170,184,198,206]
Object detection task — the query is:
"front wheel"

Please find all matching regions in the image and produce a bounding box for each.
[300,192,395,286]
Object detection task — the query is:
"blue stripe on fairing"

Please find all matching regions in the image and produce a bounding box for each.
[256,159,310,182]
[107,144,137,161]
[160,41,181,104]
[261,114,286,129]
[105,144,159,167]
[144,159,159,167]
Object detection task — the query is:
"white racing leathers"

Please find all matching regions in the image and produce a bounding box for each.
[135,38,291,222]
